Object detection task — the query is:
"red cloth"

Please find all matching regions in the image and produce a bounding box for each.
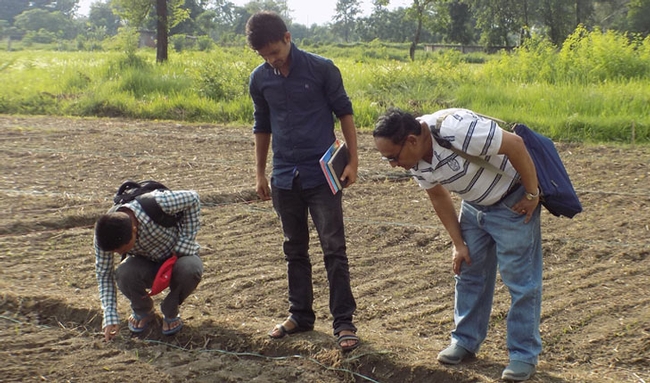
[148,254,177,296]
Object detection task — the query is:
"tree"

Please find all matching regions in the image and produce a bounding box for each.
[405,0,437,60]
[627,0,650,35]
[88,1,121,36]
[446,0,475,44]
[333,0,362,42]
[171,0,208,36]
[575,0,595,26]
[30,0,79,17]
[197,0,240,40]
[112,0,189,62]
[538,0,574,46]
[14,9,74,37]
[466,0,527,48]
[0,0,30,25]
[156,0,169,61]
[592,0,630,31]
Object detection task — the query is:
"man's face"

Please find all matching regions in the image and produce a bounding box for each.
[256,32,292,70]
[375,136,416,170]
[113,216,137,255]
[114,232,135,255]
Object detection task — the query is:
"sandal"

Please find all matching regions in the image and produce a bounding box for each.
[127,311,155,334]
[336,331,360,352]
[268,317,313,339]
[162,316,183,336]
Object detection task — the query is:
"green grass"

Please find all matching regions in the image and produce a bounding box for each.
[0,28,649,143]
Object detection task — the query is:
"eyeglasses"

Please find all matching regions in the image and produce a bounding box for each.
[381,138,407,162]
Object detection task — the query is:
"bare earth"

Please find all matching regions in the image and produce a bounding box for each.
[0,115,648,383]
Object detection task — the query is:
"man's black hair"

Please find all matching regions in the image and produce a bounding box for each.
[373,108,422,143]
[246,11,288,51]
[95,212,132,251]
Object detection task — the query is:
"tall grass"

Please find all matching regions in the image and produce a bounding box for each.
[0,27,648,142]
[467,27,650,141]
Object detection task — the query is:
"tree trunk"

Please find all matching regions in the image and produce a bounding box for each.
[409,13,423,61]
[156,0,168,63]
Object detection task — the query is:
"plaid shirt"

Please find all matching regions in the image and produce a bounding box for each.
[94,189,201,328]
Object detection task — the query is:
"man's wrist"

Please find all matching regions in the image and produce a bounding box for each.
[525,187,540,200]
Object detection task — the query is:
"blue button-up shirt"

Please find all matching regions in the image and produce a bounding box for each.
[249,43,354,190]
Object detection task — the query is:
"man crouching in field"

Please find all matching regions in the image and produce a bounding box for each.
[93,188,203,341]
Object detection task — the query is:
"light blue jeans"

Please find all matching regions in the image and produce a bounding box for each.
[451,186,543,365]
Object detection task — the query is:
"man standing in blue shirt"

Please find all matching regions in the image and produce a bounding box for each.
[246,11,360,352]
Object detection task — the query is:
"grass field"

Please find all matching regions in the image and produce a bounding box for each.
[1,28,649,143]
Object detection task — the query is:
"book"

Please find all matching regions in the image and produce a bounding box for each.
[320,140,340,194]
[327,142,349,191]
[319,140,348,194]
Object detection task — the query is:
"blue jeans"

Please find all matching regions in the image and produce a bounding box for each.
[271,176,357,335]
[452,186,543,365]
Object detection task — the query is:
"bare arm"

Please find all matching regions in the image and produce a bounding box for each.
[255,132,272,200]
[499,131,540,222]
[426,184,470,275]
[338,114,358,187]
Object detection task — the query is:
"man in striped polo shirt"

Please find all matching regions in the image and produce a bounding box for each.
[373,108,542,382]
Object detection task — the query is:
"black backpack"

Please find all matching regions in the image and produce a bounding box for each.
[113,180,183,227]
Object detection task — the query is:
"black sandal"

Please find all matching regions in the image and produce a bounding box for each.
[268,317,313,339]
[336,331,360,352]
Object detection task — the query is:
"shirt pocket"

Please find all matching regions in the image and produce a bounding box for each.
[287,81,321,109]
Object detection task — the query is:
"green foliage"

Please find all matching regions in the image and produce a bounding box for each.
[483,27,650,84]
[458,27,650,142]
[0,30,648,143]
[628,0,650,36]
[196,36,214,51]
[170,34,193,52]
[23,29,58,45]
[110,27,140,56]
[556,26,649,82]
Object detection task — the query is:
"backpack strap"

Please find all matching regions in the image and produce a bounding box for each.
[433,111,512,178]
[136,193,183,228]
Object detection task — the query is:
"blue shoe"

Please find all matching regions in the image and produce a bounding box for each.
[502,361,536,381]
[437,344,474,365]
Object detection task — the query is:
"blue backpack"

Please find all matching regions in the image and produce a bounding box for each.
[512,124,582,218]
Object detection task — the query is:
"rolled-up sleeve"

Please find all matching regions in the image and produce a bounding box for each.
[324,62,353,118]
[250,70,272,134]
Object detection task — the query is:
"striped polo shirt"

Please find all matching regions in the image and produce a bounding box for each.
[411,108,520,205]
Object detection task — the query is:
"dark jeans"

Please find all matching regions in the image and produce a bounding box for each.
[272,177,357,335]
[115,254,203,319]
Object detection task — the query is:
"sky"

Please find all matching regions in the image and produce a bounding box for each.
[77,0,412,26]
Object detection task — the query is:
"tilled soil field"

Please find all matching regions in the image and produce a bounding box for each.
[0,115,648,383]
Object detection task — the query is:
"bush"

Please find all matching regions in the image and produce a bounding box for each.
[23,29,57,44]
[196,36,213,51]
